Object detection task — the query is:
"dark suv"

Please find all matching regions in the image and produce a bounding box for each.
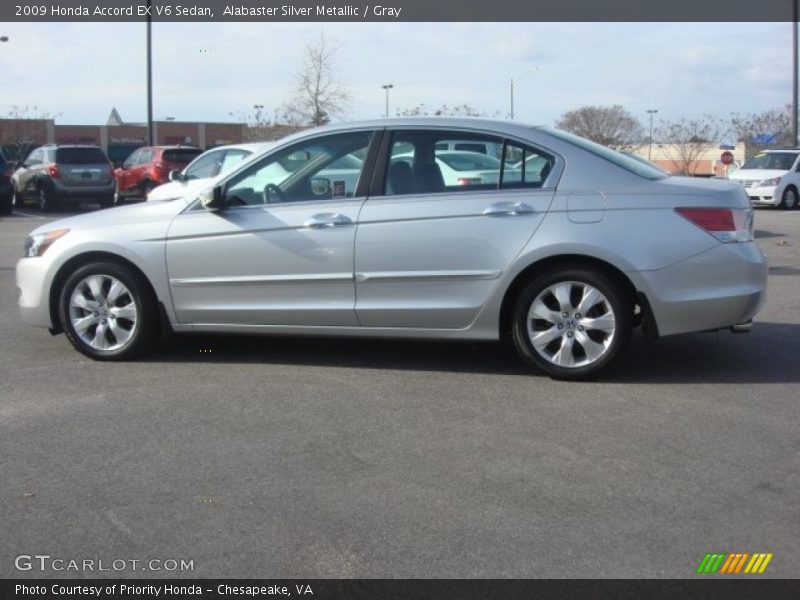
[114,146,203,203]
[0,149,13,215]
[12,145,116,212]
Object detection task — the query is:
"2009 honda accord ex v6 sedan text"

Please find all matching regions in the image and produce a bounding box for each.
[16,119,767,379]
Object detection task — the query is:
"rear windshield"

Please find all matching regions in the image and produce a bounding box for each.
[163,148,203,163]
[56,147,109,164]
[540,127,668,180]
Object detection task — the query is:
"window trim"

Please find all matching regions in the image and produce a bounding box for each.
[369,127,563,200]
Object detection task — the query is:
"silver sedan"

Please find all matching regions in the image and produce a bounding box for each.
[15,118,767,379]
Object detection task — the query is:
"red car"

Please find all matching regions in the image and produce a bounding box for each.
[114,146,203,204]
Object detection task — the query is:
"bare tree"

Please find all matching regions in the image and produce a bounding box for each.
[284,32,350,126]
[555,105,643,151]
[394,103,501,118]
[729,104,793,157]
[655,116,724,175]
[0,105,60,162]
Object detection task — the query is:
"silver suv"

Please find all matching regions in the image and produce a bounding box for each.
[15,119,767,379]
[12,145,116,212]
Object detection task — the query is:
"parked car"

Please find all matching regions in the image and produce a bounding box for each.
[147,143,273,202]
[0,149,13,215]
[114,146,203,204]
[392,150,520,187]
[726,149,800,209]
[15,118,767,380]
[11,145,115,212]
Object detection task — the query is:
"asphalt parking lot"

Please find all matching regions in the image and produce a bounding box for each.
[0,204,798,579]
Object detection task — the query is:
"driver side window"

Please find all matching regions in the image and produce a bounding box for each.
[223,131,373,207]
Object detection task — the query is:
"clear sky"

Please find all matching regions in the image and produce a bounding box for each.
[0,22,792,127]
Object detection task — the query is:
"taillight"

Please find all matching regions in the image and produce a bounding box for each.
[154,161,166,172]
[457,177,483,186]
[675,207,753,243]
[47,163,60,179]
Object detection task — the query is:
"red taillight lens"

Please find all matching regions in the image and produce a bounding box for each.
[47,163,60,179]
[675,207,752,243]
[457,177,483,186]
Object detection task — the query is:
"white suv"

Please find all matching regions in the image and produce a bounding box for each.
[727,149,800,209]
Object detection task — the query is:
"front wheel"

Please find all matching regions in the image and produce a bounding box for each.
[511,267,633,380]
[59,262,157,360]
[779,186,798,210]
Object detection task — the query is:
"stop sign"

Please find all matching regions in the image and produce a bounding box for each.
[721,151,734,165]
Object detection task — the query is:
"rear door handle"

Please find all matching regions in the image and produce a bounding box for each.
[304,213,353,229]
[482,202,535,217]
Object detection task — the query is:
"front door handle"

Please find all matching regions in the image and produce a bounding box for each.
[304,213,353,229]
[482,202,535,217]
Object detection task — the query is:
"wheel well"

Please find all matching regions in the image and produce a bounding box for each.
[48,252,160,335]
[498,254,640,337]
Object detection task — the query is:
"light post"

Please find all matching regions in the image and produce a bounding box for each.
[382,84,393,118]
[146,0,153,146]
[646,109,658,160]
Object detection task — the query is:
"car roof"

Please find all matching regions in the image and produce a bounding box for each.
[207,142,274,153]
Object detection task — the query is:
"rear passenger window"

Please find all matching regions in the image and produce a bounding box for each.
[384,131,503,196]
[501,142,554,189]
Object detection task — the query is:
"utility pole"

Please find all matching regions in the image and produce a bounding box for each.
[146,0,153,146]
[647,109,658,160]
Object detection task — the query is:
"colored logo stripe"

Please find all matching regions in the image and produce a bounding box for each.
[697,552,773,574]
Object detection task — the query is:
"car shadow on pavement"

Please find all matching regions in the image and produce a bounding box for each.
[147,321,800,384]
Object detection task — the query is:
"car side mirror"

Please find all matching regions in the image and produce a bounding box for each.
[168,169,183,182]
[310,177,331,197]
[199,185,224,211]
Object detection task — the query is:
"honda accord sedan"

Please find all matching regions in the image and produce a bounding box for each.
[15,119,767,379]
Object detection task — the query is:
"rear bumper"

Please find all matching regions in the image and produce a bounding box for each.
[52,180,115,201]
[630,241,767,337]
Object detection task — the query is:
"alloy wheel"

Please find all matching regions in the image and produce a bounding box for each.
[68,274,138,351]
[526,281,616,369]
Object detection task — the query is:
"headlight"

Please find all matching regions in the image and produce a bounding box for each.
[759,177,781,187]
[23,228,70,257]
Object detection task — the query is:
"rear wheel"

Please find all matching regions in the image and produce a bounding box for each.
[59,261,158,360]
[37,184,54,213]
[779,186,798,210]
[0,194,11,216]
[511,267,633,380]
[99,194,114,209]
[141,180,155,200]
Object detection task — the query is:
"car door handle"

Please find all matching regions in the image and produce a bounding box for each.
[482,202,535,217]
[304,213,353,228]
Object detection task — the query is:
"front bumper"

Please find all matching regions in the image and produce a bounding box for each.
[16,257,55,329]
[630,241,768,337]
[743,184,779,206]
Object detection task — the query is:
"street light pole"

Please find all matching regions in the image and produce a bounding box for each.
[646,109,658,160]
[146,0,153,146]
[794,1,799,146]
[382,84,393,118]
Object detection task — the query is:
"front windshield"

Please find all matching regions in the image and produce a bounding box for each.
[741,152,798,171]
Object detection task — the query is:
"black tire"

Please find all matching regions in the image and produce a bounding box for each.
[58,261,158,361]
[12,189,24,210]
[37,184,54,213]
[99,194,114,209]
[0,194,11,216]
[510,266,633,380]
[141,180,155,200]
[779,186,798,210]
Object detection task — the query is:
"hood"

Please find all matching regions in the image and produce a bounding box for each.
[728,168,786,181]
[28,196,187,236]
[147,178,211,202]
